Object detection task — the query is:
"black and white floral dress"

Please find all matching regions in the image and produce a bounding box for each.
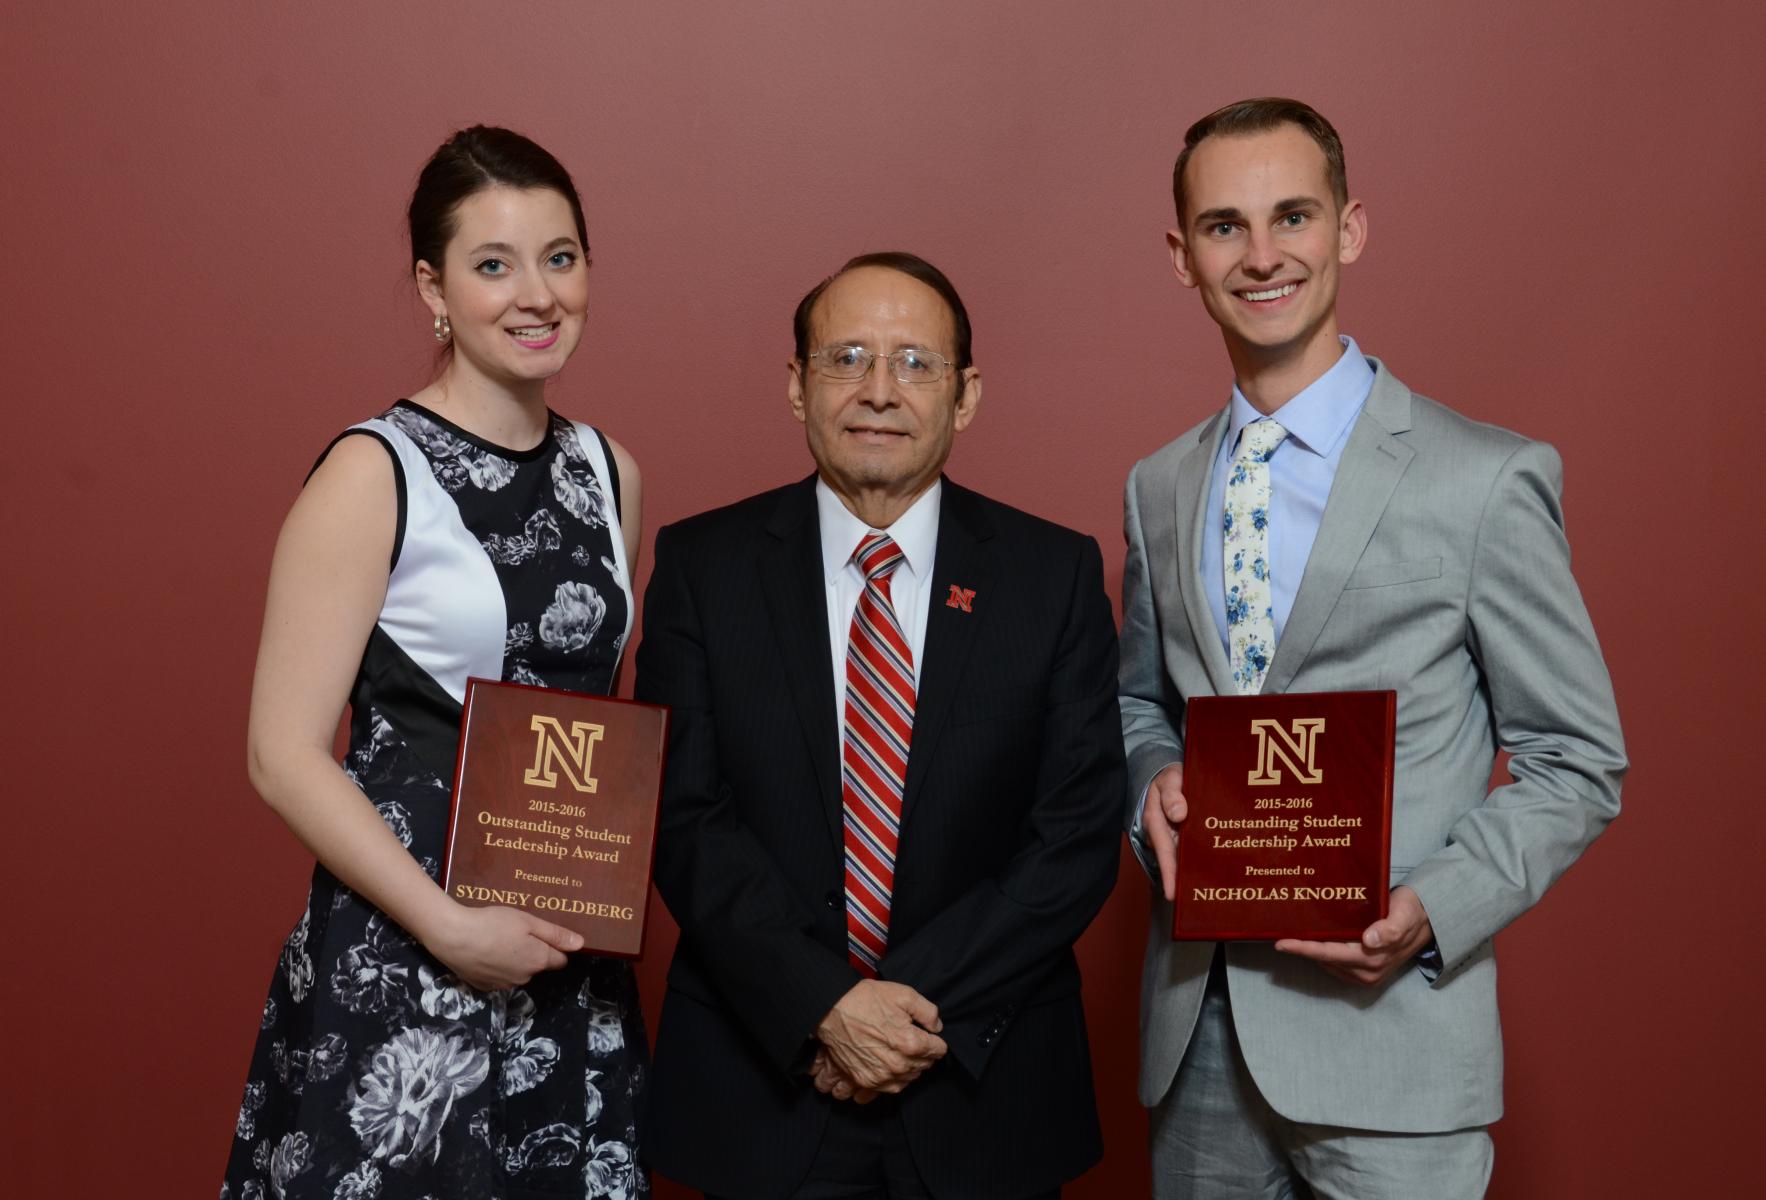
[222,402,647,1200]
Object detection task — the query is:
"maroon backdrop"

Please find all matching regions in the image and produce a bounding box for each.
[3,2,1760,1195]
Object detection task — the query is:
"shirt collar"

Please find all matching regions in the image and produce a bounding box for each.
[1226,335,1375,458]
[816,477,942,585]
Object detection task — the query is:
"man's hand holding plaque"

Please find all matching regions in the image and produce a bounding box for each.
[1272,884,1434,987]
[1141,763,1190,903]
[1169,691,1396,944]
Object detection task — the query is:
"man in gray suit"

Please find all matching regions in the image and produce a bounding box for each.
[1121,97,1627,1197]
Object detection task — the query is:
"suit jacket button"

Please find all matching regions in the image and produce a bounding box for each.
[825,891,840,910]
[978,1032,994,1047]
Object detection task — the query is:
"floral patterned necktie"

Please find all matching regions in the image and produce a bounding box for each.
[1224,419,1288,694]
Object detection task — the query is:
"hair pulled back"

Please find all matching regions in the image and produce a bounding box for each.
[408,125,590,273]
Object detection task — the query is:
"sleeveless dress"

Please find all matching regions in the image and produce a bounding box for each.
[222,402,648,1200]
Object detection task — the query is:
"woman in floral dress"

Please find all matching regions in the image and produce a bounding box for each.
[222,127,647,1200]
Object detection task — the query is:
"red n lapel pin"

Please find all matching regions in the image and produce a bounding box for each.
[945,585,976,612]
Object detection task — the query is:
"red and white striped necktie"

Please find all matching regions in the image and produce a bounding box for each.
[842,532,914,977]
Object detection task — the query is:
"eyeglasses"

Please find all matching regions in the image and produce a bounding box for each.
[807,344,956,384]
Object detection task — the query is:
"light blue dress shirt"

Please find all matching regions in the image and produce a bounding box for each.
[1202,337,1375,651]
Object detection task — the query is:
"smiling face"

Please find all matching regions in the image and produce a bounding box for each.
[788,265,981,527]
[416,185,589,390]
[1170,123,1366,391]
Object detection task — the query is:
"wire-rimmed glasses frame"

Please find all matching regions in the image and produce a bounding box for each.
[805,344,957,385]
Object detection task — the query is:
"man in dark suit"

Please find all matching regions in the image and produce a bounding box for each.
[636,251,1125,1200]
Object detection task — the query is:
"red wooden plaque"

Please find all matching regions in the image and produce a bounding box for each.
[1173,690,1394,941]
[442,678,668,959]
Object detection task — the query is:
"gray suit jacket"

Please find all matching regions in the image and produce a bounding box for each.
[1120,359,1626,1132]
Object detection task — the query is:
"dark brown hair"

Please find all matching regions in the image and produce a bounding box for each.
[408,125,590,273]
[1172,98,1348,225]
[792,251,974,371]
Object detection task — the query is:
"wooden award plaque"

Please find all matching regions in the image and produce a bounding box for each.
[1173,690,1395,941]
[442,678,668,959]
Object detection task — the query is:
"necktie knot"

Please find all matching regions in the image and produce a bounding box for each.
[1238,419,1289,463]
[854,532,904,583]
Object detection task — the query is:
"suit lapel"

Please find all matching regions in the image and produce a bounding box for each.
[1263,363,1415,695]
[758,478,843,848]
[1176,411,1238,696]
[900,480,997,828]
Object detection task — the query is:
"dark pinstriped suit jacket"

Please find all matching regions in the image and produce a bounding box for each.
[635,476,1125,1199]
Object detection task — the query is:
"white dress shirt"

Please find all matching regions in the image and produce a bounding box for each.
[816,477,941,742]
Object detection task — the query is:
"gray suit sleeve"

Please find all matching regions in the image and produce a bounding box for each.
[1119,461,1187,881]
[1401,441,1627,973]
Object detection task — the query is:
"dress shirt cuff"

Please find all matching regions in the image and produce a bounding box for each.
[1129,780,1151,844]
[1126,760,1182,882]
[1128,759,1184,840]
[1415,939,1444,982]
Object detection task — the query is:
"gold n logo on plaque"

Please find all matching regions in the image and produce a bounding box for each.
[524,716,605,793]
[1247,718,1325,786]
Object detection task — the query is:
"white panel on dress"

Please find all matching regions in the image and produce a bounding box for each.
[569,420,636,665]
[354,417,506,702]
